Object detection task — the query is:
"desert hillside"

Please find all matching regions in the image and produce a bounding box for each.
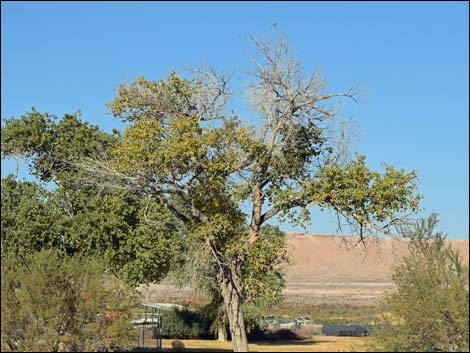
[281,233,468,304]
[284,232,469,281]
[143,234,469,305]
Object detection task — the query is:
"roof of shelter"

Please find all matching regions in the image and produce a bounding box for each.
[141,303,185,311]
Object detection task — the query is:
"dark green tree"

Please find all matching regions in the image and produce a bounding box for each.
[1,110,180,285]
[1,176,62,256]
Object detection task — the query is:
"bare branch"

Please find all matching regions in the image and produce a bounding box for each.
[185,64,233,121]
[260,197,310,224]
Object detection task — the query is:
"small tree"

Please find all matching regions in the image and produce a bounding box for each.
[370,213,469,352]
[1,250,139,352]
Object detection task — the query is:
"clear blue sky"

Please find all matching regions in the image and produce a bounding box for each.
[2,1,468,239]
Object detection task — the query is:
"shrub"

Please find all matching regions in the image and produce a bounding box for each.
[249,329,302,341]
[161,308,212,339]
[160,304,269,341]
[1,250,139,352]
[369,214,469,352]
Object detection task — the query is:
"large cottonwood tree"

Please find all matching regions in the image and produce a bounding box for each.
[76,34,420,351]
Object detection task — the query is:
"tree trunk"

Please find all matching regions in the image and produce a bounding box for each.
[219,266,249,352]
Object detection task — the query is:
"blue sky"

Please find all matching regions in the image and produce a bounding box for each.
[2,1,468,239]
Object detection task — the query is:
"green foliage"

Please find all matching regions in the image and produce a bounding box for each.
[243,225,287,308]
[370,213,469,352]
[1,109,117,183]
[56,186,180,285]
[160,305,265,340]
[1,250,139,352]
[107,72,199,123]
[161,308,212,339]
[1,175,180,285]
[270,120,328,181]
[315,155,421,234]
[1,110,181,285]
[1,175,62,256]
[242,304,268,334]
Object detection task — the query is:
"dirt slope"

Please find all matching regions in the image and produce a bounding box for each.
[284,233,468,281]
[282,233,468,304]
[143,234,469,305]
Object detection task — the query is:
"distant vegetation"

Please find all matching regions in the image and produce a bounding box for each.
[263,303,381,325]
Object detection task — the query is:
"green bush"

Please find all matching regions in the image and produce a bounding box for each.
[1,250,139,352]
[161,308,212,339]
[159,304,268,340]
[369,214,469,352]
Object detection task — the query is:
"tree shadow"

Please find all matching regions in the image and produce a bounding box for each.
[132,339,335,352]
[252,339,321,346]
[132,347,232,352]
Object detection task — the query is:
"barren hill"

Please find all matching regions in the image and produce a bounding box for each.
[143,234,469,306]
[282,233,468,304]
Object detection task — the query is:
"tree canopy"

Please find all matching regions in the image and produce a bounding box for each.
[71,34,421,351]
[1,111,181,285]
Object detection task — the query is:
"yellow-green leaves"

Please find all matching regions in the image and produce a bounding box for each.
[315,155,422,232]
[108,75,259,222]
[243,225,287,307]
[111,117,163,173]
[107,71,198,122]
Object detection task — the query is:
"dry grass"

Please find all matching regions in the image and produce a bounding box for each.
[135,337,369,352]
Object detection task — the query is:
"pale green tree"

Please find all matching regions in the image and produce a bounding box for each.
[74,33,421,351]
[370,213,469,352]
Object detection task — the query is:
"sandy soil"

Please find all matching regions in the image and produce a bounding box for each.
[134,337,370,352]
